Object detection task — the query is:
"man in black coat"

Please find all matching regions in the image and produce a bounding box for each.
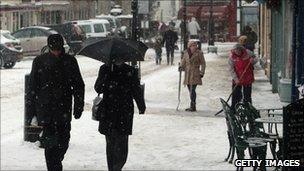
[94,62,146,171]
[27,34,85,171]
[241,25,258,51]
[162,26,178,65]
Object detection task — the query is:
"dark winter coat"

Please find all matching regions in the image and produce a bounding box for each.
[27,52,85,126]
[94,63,146,135]
[242,31,258,51]
[162,29,178,50]
[154,36,163,54]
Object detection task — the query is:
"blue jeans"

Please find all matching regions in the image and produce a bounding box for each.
[187,85,197,104]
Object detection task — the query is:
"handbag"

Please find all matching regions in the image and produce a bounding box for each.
[92,94,105,121]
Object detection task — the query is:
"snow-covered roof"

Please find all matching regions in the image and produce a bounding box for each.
[21,26,52,30]
[0,30,10,34]
[35,0,69,6]
[115,15,133,19]
[242,1,258,6]
[96,14,116,19]
[110,8,122,13]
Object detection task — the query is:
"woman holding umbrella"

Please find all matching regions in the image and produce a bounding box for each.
[94,60,146,171]
[80,37,147,171]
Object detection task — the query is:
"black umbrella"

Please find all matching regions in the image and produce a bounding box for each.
[77,37,148,64]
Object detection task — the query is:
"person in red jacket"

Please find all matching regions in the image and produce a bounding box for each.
[228,43,257,111]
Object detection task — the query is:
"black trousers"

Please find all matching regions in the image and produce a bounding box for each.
[231,83,252,112]
[42,122,71,171]
[166,48,174,65]
[187,85,197,104]
[105,129,129,171]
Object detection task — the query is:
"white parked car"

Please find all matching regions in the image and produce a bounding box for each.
[95,14,121,31]
[0,30,23,68]
[73,19,111,39]
[12,26,70,56]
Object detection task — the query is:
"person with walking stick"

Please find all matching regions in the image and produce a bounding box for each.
[179,40,206,112]
[229,43,257,112]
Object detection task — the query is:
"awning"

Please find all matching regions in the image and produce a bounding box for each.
[178,6,229,21]
[35,1,70,11]
[0,2,38,11]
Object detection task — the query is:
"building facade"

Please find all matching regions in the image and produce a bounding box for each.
[0,0,98,32]
[177,0,237,42]
[259,0,304,102]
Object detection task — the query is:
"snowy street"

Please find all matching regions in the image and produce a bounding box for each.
[1,43,283,170]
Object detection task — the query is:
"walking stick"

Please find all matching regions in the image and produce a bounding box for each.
[214,58,253,116]
[176,62,182,111]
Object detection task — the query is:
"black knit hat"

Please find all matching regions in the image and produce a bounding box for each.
[47,34,64,50]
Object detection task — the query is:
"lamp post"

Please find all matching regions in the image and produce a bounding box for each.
[131,0,139,68]
[132,0,139,42]
[208,0,214,46]
[183,0,187,51]
[207,0,217,53]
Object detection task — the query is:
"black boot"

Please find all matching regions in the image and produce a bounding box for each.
[185,102,196,112]
[191,102,196,112]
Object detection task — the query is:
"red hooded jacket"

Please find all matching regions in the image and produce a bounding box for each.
[230,49,254,85]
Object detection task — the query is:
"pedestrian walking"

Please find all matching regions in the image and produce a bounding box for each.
[158,21,168,37]
[188,17,201,39]
[169,19,176,27]
[241,25,258,51]
[27,34,85,171]
[179,40,206,112]
[228,43,257,112]
[238,35,255,57]
[162,25,178,65]
[153,33,163,65]
[94,62,146,171]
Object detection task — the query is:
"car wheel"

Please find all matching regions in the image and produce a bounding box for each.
[3,61,16,69]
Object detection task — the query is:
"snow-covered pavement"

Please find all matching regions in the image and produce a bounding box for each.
[1,43,283,170]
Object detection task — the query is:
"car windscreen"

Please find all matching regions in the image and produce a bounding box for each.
[79,25,92,33]
[2,33,17,40]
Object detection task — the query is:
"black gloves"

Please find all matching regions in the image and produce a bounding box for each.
[139,106,146,115]
[74,109,83,119]
[178,66,183,72]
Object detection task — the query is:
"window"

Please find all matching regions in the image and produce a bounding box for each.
[12,29,31,38]
[31,29,47,37]
[104,23,111,32]
[94,24,104,33]
[79,25,92,33]
[2,33,16,40]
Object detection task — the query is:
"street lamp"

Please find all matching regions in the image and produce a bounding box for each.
[207,0,217,53]
[208,0,214,46]
[183,0,187,51]
[131,0,139,42]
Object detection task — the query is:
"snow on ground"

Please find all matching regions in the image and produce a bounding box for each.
[1,43,284,170]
